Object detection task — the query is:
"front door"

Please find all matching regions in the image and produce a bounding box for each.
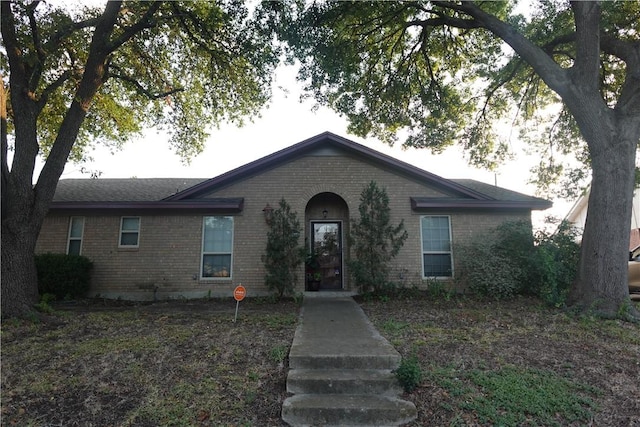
[312,222,342,290]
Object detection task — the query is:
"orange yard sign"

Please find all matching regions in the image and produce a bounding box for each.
[233,285,246,302]
[233,285,246,323]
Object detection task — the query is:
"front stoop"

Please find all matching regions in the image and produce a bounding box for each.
[282,394,417,427]
[286,369,402,396]
[281,297,417,426]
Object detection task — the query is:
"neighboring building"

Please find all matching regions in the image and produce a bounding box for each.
[36,132,551,300]
[565,188,640,257]
[565,188,640,234]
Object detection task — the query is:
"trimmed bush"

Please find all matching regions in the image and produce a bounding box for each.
[35,253,93,300]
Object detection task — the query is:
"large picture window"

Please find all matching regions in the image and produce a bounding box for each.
[201,216,234,278]
[119,217,140,247]
[67,216,84,255]
[421,215,453,277]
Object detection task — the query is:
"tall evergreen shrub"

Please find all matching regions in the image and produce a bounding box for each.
[262,199,304,298]
[349,181,408,293]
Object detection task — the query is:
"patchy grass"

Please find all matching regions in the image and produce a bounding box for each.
[2,294,638,426]
[361,295,640,427]
[1,298,299,426]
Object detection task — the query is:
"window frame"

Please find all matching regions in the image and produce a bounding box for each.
[119,216,141,248]
[420,215,453,278]
[200,216,234,280]
[67,216,85,255]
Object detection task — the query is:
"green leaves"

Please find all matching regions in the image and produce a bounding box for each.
[2,0,280,164]
[262,199,304,298]
[280,0,639,196]
[349,181,408,293]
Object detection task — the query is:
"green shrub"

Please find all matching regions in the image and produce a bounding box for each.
[348,181,408,293]
[456,232,526,299]
[35,253,93,300]
[262,199,304,298]
[534,220,581,306]
[456,219,580,305]
[395,356,423,393]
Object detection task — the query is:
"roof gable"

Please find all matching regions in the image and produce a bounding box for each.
[166,132,493,202]
[49,132,551,212]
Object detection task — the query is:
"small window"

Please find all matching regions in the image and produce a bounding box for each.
[119,217,140,247]
[201,216,233,279]
[421,215,453,277]
[67,217,85,255]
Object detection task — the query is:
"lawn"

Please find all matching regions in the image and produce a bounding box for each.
[1,298,299,426]
[1,294,638,426]
[361,295,640,427]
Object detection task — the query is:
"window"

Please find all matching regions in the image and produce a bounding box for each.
[119,217,140,247]
[421,215,453,277]
[201,216,234,278]
[67,217,85,255]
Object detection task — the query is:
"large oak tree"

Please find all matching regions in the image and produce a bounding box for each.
[279,1,640,318]
[1,0,279,318]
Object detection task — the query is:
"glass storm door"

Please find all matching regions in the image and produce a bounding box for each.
[312,222,342,290]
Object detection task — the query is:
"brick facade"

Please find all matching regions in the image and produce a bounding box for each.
[36,137,539,300]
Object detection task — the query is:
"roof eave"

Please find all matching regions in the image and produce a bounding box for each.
[411,197,552,211]
[49,198,244,214]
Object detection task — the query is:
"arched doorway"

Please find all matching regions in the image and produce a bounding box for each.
[305,193,349,291]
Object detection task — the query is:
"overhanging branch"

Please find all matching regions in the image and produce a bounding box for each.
[432,1,571,99]
[109,70,184,100]
[107,1,161,54]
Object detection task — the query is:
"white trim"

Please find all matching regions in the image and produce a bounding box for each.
[200,216,234,280]
[118,216,140,248]
[66,216,85,255]
[420,215,453,278]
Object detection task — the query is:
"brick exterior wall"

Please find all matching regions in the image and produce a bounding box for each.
[36,150,532,300]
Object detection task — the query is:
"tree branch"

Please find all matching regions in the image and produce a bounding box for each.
[571,2,601,91]
[1,1,29,97]
[35,1,123,207]
[26,1,46,92]
[107,1,161,54]
[45,17,101,54]
[109,69,184,100]
[609,40,640,115]
[35,70,73,114]
[433,1,571,98]
[1,0,40,190]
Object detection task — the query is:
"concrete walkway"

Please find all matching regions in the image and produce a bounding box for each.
[282,294,417,426]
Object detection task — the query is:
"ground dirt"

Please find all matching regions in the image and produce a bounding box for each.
[1,295,639,426]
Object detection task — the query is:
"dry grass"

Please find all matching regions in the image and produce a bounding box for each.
[361,294,640,426]
[1,298,299,426]
[2,294,639,426]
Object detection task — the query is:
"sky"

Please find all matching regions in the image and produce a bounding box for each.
[55,63,573,227]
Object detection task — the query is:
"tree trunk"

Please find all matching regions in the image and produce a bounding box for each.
[1,1,121,318]
[1,219,40,318]
[569,117,640,318]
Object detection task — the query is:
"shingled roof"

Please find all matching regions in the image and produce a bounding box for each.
[53,178,207,202]
[49,132,551,212]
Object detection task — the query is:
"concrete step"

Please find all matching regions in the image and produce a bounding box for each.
[289,353,401,370]
[287,369,402,396]
[281,394,417,427]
